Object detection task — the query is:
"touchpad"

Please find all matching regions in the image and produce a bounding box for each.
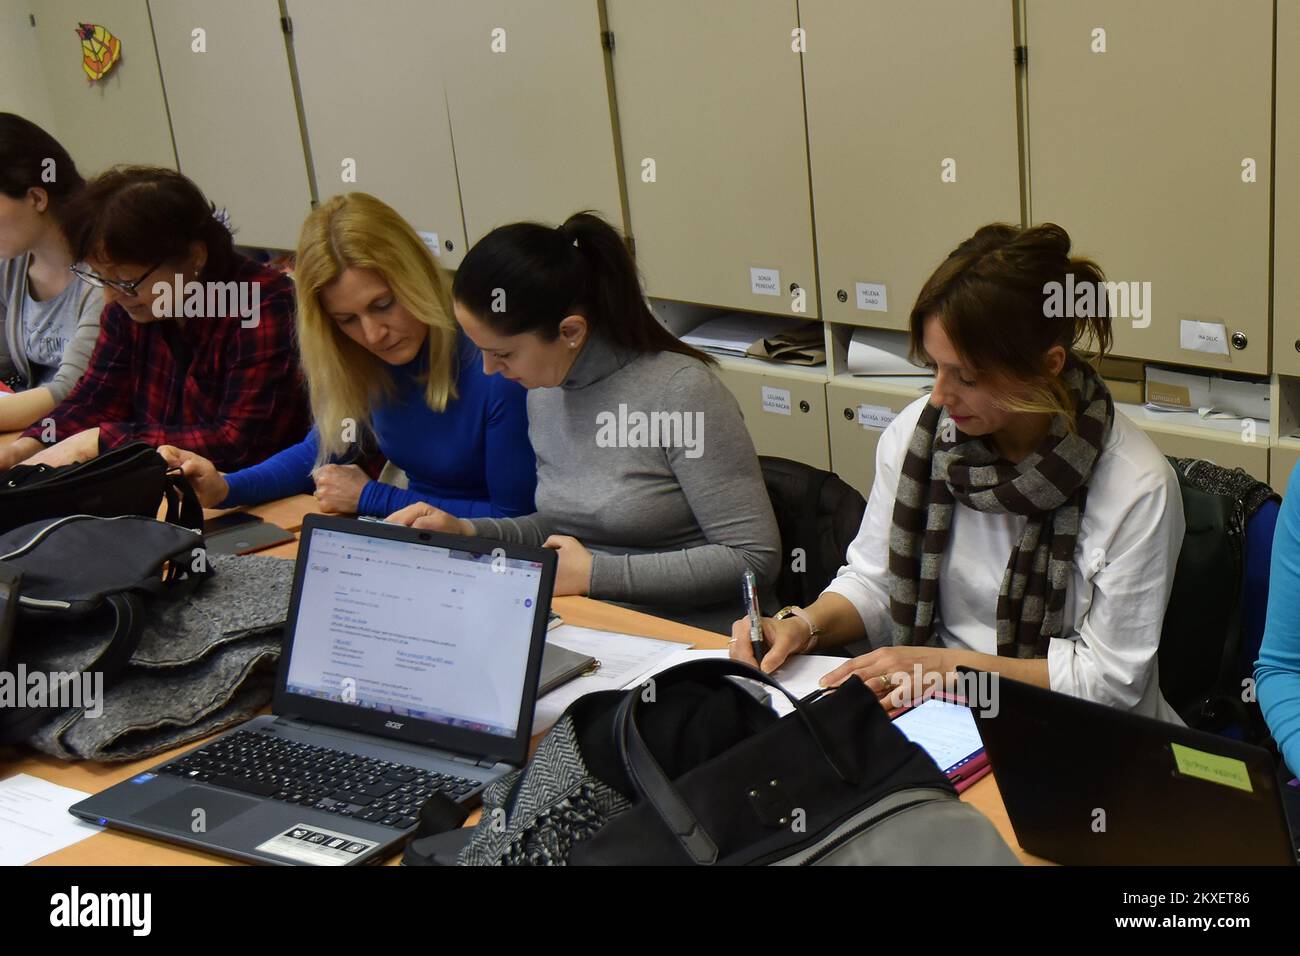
[133,787,260,833]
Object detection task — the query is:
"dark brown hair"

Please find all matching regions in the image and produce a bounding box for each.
[0,112,84,210]
[909,222,1112,420]
[452,210,713,365]
[59,165,236,279]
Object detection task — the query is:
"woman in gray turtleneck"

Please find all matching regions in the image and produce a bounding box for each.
[386,211,780,632]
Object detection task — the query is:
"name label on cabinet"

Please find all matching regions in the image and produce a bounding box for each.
[1179,318,1229,356]
[855,282,888,312]
[750,267,781,296]
[761,385,792,415]
[857,403,897,430]
[418,231,441,257]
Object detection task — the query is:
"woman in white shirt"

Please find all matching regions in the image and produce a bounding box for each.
[731,222,1185,722]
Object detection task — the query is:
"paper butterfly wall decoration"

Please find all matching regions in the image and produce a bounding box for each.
[77,23,121,82]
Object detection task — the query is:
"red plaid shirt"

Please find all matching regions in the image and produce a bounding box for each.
[25,255,310,470]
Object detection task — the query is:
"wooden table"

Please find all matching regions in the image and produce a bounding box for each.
[5,499,1047,866]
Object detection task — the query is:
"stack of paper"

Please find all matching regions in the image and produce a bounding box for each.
[682,313,805,356]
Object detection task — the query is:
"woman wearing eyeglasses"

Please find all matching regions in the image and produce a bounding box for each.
[0,114,103,431]
[0,166,310,471]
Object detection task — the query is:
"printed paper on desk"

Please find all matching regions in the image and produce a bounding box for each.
[0,773,100,865]
[630,648,850,718]
[1179,319,1230,356]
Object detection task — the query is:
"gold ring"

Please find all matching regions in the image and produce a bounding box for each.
[877,672,893,690]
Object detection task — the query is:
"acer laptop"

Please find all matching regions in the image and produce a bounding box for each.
[71,514,556,866]
[968,669,1298,866]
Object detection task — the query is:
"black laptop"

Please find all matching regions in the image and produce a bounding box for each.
[969,670,1298,866]
[70,514,556,865]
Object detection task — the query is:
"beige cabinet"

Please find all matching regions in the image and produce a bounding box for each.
[1272,442,1300,492]
[802,0,1020,331]
[1276,2,1300,377]
[1117,408,1270,483]
[1026,0,1271,374]
[826,380,927,501]
[713,361,829,470]
[149,0,312,249]
[0,1,55,129]
[434,0,623,243]
[31,0,175,174]
[285,0,467,267]
[606,0,817,317]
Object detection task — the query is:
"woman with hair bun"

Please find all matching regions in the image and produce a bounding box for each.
[732,222,1186,722]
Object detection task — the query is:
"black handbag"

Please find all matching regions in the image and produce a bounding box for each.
[450,659,1017,865]
[0,441,203,535]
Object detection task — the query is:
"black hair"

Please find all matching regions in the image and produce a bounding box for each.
[0,113,84,210]
[451,210,712,363]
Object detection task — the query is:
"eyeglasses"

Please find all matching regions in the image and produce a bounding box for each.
[70,258,167,297]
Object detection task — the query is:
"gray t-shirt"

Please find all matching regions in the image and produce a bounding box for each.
[470,333,781,608]
[0,255,103,401]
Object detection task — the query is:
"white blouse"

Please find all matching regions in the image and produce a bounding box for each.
[824,395,1185,723]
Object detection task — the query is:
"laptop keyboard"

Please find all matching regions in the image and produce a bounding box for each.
[158,730,483,830]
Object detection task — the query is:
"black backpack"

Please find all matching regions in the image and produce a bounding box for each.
[0,441,202,536]
[1159,457,1278,738]
[0,513,213,744]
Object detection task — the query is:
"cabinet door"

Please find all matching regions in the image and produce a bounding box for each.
[1272,444,1300,493]
[435,0,624,243]
[1276,1,1300,377]
[714,365,829,470]
[1026,0,1271,373]
[32,0,175,173]
[149,0,312,249]
[802,0,1020,331]
[607,0,817,317]
[826,382,924,501]
[0,2,55,128]
[286,0,468,267]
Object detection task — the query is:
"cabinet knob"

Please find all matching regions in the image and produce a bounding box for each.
[799,400,810,413]
[789,282,801,294]
[1231,331,1248,350]
[444,239,455,252]
[836,289,848,303]
[843,407,855,421]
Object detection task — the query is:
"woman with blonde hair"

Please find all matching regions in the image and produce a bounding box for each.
[162,192,535,518]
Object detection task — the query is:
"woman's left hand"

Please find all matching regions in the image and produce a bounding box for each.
[27,427,100,468]
[818,645,952,709]
[312,463,369,514]
[543,535,593,597]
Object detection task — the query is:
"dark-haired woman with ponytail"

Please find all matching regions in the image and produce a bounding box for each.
[0,113,103,430]
[731,223,1186,722]
[0,166,309,470]
[387,212,780,632]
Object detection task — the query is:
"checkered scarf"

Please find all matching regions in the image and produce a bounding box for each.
[887,360,1113,657]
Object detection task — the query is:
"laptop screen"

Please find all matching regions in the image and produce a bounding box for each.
[283,525,545,740]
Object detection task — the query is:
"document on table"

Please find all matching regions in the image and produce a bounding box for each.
[533,626,691,733]
[0,773,101,865]
[632,648,848,716]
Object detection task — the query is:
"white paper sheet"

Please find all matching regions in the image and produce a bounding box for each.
[0,773,101,865]
[629,649,850,717]
[845,328,930,376]
[532,626,691,733]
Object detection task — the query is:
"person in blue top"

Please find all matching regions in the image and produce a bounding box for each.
[160,192,535,519]
[1259,464,1300,776]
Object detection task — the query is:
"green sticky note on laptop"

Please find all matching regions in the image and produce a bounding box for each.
[1170,743,1253,792]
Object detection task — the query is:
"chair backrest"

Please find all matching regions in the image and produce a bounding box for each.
[758,456,867,607]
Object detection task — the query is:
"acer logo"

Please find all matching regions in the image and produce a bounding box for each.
[384,720,404,730]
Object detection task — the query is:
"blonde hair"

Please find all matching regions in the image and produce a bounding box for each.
[294,192,458,462]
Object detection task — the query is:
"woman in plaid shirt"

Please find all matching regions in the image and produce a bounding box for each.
[0,166,310,471]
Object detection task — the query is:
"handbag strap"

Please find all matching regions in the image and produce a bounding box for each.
[161,468,205,533]
[613,658,857,865]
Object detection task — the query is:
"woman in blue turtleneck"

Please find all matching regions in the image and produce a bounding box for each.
[159,192,535,519]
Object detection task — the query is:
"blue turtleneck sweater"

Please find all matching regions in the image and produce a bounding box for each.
[220,333,535,518]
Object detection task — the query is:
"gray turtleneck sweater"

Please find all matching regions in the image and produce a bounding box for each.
[469,334,780,607]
